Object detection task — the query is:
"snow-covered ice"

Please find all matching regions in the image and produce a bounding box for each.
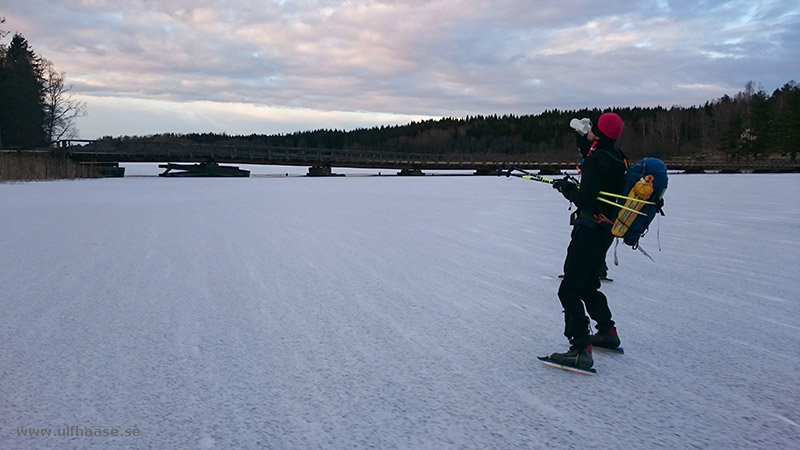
[2,171,799,449]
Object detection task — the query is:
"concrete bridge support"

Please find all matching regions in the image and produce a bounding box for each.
[307,165,344,176]
[397,168,425,176]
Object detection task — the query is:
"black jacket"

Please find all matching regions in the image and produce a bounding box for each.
[564,139,627,225]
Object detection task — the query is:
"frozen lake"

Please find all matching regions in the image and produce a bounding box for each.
[2,171,799,449]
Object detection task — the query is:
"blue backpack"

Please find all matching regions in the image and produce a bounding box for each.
[611,157,668,253]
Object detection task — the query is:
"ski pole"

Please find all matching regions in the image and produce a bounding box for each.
[498,166,557,184]
[502,172,554,184]
[500,167,647,215]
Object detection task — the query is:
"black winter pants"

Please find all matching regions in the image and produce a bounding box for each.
[557,224,615,348]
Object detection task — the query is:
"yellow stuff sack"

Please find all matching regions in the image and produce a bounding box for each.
[611,175,654,238]
[610,157,668,249]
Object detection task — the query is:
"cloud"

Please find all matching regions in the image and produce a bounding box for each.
[4,0,799,138]
[73,94,437,138]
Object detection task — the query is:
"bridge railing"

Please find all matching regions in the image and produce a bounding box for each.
[62,140,572,170]
[59,140,798,172]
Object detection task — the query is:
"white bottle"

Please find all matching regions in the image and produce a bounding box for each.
[569,118,592,135]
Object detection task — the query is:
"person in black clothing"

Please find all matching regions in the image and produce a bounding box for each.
[561,122,614,283]
[546,112,627,369]
[576,123,615,283]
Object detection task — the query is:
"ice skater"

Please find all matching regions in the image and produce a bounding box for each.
[545,112,628,370]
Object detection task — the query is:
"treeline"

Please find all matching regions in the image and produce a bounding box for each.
[0,17,86,149]
[111,81,800,162]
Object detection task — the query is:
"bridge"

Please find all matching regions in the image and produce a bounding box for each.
[57,140,799,176]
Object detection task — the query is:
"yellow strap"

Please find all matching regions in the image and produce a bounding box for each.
[598,197,646,215]
[598,190,655,205]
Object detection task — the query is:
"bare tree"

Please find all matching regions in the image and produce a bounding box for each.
[42,59,87,142]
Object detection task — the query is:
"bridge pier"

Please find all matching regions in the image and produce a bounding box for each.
[473,168,498,176]
[537,166,564,176]
[307,165,331,176]
[397,168,424,176]
[79,162,125,177]
[158,162,250,177]
[307,165,344,176]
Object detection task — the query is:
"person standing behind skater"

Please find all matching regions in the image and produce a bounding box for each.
[545,112,627,369]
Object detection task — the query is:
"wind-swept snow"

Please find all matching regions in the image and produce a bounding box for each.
[2,172,799,449]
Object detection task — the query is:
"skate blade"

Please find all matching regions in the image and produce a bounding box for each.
[596,346,624,354]
[537,357,597,375]
[558,274,613,282]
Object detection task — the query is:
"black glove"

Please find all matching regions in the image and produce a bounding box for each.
[552,176,574,193]
[553,176,578,202]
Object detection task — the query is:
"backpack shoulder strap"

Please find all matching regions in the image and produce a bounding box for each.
[595,146,628,168]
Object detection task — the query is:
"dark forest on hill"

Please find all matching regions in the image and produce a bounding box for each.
[107,81,800,162]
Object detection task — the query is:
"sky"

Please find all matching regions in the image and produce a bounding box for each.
[3,0,800,139]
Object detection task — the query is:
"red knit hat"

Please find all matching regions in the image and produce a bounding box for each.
[594,112,624,141]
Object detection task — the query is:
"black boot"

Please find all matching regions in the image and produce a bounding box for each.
[547,343,593,369]
[589,327,621,349]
